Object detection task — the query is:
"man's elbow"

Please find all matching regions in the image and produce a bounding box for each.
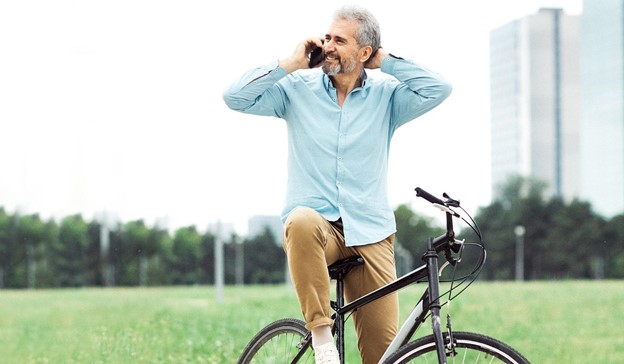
[439,80,453,101]
[222,89,245,111]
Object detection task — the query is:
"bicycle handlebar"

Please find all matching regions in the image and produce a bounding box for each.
[415,187,462,256]
[415,187,445,205]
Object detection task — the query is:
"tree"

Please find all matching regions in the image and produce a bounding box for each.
[472,201,510,280]
[394,204,444,266]
[475,175,614,280]
[541,199,606,278]
[119,220,147,286]
[15,214,47,288]
[243,227,284,284]
[603,214,624,278]
[0,208,14,288]
[145,224,170,286]
[199,232,215,285]
[166,226,202,285]
[50,215,90,287]
[476,175,551,280]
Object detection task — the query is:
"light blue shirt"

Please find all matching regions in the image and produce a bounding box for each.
[223,57,451,246]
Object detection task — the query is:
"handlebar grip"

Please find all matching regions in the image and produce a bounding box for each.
[415,187,445,205]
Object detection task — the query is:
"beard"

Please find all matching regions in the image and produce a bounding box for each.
[322,53,357,76]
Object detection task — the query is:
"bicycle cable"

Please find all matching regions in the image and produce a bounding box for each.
[428,205,487,307]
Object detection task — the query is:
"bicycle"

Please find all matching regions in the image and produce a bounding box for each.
[237,187,531,364]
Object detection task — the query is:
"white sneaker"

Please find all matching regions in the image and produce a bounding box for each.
[314,342,340,364]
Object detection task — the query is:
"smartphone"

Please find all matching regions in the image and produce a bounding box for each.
[309,47,323,68]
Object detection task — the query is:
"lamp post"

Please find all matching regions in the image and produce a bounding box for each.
[96,210,118,287]
[514,225,525,282]
[214,221,224,302]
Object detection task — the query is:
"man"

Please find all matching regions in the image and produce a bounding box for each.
[223,5,451,363]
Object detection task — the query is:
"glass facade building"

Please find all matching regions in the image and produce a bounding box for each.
[580,0,624,217]
[490,8,580,200]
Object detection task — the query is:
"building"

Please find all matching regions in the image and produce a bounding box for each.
[579,0,624,217]
[206,221,235,240]
[247,215,283,245]
[489,8,580,200]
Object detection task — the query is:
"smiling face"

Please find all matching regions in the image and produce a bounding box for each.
[321,19,370,76]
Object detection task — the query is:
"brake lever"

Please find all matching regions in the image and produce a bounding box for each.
[442,192,461,208]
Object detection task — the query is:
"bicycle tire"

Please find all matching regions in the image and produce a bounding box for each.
[383,331,530,364]
[237,318,314,364]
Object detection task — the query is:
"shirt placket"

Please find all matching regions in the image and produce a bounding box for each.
[336,110,347,211]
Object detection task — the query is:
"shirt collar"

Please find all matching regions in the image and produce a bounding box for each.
[323,70,369,92]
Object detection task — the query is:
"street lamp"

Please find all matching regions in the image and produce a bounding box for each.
[214,221,225,302]
[95,210,119,287]
[514,225,525,281]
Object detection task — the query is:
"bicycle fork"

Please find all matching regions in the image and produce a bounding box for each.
[424,237,448,364]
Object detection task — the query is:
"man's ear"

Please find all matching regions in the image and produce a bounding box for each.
[359,45,374,62]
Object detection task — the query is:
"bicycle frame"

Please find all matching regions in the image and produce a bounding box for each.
[335,234,451,363]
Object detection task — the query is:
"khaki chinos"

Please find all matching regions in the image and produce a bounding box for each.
[283,207,398,364]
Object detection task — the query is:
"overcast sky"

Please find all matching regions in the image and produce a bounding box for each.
[0,0,582,234]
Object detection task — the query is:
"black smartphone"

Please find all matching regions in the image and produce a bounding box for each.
[309,47,323,68]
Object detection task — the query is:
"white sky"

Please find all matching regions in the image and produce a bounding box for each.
[0,0,582,234]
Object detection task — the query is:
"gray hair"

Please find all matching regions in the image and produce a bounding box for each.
[333,5,381,54]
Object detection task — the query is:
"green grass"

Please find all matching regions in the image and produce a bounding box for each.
[0,281,622,363]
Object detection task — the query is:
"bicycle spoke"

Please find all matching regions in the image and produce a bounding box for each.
[383,332,529,364]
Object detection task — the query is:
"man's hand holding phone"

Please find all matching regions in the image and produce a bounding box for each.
[309,46,324,68]
[279,37,325,74]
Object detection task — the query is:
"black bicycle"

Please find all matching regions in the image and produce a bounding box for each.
[237,187,530,363]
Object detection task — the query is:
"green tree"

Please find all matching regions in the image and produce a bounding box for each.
[37,220,59,288]
[474,201,512,279]
[475,175,613,280]
[123,220,151,286]
[50,215,90,287]
[394,204,444,265]
[108,226,124,286]
[542,199,606,278]
[603,214,624,278]
[476,175,551,280]
[243,227,284,284]
[0,208,15,288]
[199,232,215,285]
[167,226,202,285]
[145,224,170,286]
[16,214,47,288]
[85,220,104,286]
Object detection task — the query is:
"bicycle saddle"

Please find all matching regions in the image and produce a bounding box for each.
[327,256,364,280]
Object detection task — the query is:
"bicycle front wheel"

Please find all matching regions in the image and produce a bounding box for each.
[237,318,314,364]
[384,331,530,364]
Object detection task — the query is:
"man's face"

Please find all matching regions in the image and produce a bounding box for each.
[321,19,361,76]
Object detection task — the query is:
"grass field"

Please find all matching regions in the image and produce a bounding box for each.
[1,281,623,363]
